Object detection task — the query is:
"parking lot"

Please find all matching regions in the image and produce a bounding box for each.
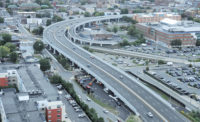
[93,52,156,69]
[55,85,90,122]
[123,40,200,61]
[74,70,133,121]
[148,65,200,102]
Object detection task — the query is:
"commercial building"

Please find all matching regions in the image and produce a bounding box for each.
[132,12,181,23]
[136,18,199,47]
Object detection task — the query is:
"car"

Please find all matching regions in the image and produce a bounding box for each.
[72,103,78,107]
[73,47,76,50]
[86,97,91,101]
[74,106,80,109]
[90,56,94,59]
[65,114,68,118]
[147,112,153,118]
[87,64,90,67]
[103,109,109,114]
[78,95,81,99]
[120,75,123,79]
[78,113,86,118]
[75,109,82,112]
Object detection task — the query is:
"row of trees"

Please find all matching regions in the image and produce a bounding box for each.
[0,17,4,23]
[55,55,71,70]
[45,15,64,27]
[84,11,105,17]
[32,26,44,35]
[0,33,18,62]
[49,75,104,122]
[121,16,137,24]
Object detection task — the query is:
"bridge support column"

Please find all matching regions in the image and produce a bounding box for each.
[48,45,51,50]
[53,49,56,54]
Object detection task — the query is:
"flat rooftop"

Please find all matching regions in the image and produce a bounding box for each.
[139,19,200,34]
[0,89,45,122]
[134,12,180,18]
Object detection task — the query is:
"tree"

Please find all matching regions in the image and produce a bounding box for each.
[112,26,118,33]
[9,52,18,63]
[0,17,4,23]
[196,40,200,46]
[52,15,63,22]
[119,39,130,46]
[35,0,41,5]
[33,41,44,53]
[127,25,138,37]
[170,39,182,47]
[146,66,149,71]
[39,58,51,71]
[2,33,11,42]
[0,46,10,59]
[32,26,44,35]
[5,42,16,52]
[46,19,51,26]
[50,75,63,84]
[93,11,104,16]
[121,8,128,14]
[0,2,3,7]
[84,12,91,17]
[122,16,137,24]
[158,60,166,65]
[97,117,104,122]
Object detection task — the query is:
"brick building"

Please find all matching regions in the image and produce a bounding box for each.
[132,12,181,23]
[135,18,199,47]
[46,101,66,122]
[0,73,8,87]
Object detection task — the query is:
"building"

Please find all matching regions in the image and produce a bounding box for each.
[45,101,66,122]
[27,18,43,25]
[0,73,8,87]
[0,89,46,122]
[0,70,26,91]
[132,12,181,23]
[136,18,199,47]
[17,11,36,18]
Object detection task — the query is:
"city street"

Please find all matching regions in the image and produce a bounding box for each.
[43,49,122,122]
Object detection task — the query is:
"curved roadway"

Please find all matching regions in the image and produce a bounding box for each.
[43,16,189,122]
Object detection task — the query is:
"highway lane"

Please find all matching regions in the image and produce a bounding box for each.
[46,23,163,122]
[44,17,189,122]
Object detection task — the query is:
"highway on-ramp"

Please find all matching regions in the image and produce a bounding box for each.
[43,16,189,122]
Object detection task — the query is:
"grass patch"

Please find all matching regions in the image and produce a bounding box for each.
[88,94,119,115]
[34,54,43,59]
[126,114,141,122]
[145,84,169,101]
[189,58,200,62]
[180,111,200,122]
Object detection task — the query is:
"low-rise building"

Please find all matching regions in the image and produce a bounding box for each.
[45,101,67,122]
[132,12,181,23]
[0,89,46,122]
[17,11,36,18]
[0,73,8,87]
[136,18,199,47]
